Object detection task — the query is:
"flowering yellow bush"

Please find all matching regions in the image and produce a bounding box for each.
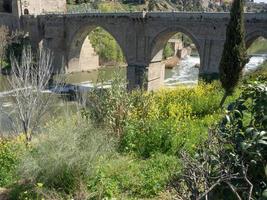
[121,82,224,158]
[0,134,26,187]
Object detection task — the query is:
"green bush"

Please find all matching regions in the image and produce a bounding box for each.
[163,43,174,59]
[244,60,267,83]
[17,115,114,194]
[120,82,229,158]
[0,136,25,187]
[176,81,267,199]
[89,27,124,64]
[88,154,179,199]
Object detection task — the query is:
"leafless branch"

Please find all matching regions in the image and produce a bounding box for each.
[6,46,61,142]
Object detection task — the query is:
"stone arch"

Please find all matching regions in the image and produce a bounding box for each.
[246,30,267,49]
[67,24,127,73]
[146,26,202,90]
[149,26,201,64]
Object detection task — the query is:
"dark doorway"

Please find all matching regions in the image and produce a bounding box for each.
[24,9,29,15]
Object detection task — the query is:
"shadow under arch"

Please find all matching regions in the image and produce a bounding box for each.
[149,26,201,65]
[245,30,267,49]
[67,24,127,73]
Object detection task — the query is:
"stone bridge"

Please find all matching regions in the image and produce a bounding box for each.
[3,12,267,90]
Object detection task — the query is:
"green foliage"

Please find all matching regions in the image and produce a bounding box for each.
[89,27,124,65]
[177,81,267,199]
[247,36,267,55]
[88,154,179,199]
[219,0,248,96]
[0,136,25,187]
[163,43,174,59]
[18,115,113,194]
[6,32,30,66]
[8,182,47,200]
[244,60,267,83]
[86,70,130,137]
[218,82,267,199]
[120,82,226,158]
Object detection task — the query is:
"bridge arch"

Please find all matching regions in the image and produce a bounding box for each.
[147,26,202,89]
[246,30,267,49]
[67,24,127,73]
[149,26,201,63]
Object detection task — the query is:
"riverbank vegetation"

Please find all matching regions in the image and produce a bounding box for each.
[89,27,125,66]
[0,1,267,199]
[0,63,266,199]
[247,37,267,55]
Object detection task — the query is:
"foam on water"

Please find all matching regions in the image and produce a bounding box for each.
[244,55,267,73]
[164,55,267,86]
[164,56,200,86]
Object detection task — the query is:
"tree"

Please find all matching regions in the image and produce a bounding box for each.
[219,0,248,107]
[7,47,60,143]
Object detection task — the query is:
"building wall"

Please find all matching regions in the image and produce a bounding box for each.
[16,0,66,16]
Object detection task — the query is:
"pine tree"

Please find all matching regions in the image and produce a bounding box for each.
[219,0,248,107]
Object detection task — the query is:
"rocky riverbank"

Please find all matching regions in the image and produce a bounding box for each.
[165,46,192,69]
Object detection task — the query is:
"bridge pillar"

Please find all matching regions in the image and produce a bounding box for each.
[147,61,165,91]
[199,39,225,79]
[127,65,147,90]
[127,63,165,91]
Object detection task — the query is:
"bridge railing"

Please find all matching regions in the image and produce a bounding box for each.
[39,9,267,17]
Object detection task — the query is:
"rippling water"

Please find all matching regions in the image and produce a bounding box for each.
[164,55,267,87]
[164,56,200,86]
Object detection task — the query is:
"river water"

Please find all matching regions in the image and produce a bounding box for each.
[165,54,267,87]
[0,55,266,133]
[53,54,267,89]
[0,55,266,93]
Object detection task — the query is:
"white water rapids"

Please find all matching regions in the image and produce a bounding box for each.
[164,55,267,86]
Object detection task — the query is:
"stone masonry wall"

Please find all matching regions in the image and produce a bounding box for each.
[16,0,66,16]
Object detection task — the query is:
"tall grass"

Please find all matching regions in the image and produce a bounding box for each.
[17,115,114,194]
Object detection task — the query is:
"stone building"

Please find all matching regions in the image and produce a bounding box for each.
[0,0,12,13]
[0,0,66,15]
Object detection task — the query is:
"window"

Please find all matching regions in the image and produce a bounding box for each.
[24,8,29,15]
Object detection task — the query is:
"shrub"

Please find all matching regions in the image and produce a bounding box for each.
[88,154,180,199]
[86,70,131,137]
[163,43,174,59]
[243,60,267,83]
[17,115,114,194]
[120,82,227,158]
[0,135,25,187]
[176,82,267,199]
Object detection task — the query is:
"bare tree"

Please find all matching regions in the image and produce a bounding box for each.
[7,46,59,143]
[0,26,9,69]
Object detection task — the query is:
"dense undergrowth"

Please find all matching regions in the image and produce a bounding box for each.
[0,64,266,199]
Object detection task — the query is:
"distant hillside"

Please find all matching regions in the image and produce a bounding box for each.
[66,0,231,12]
[67,0,266,12]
